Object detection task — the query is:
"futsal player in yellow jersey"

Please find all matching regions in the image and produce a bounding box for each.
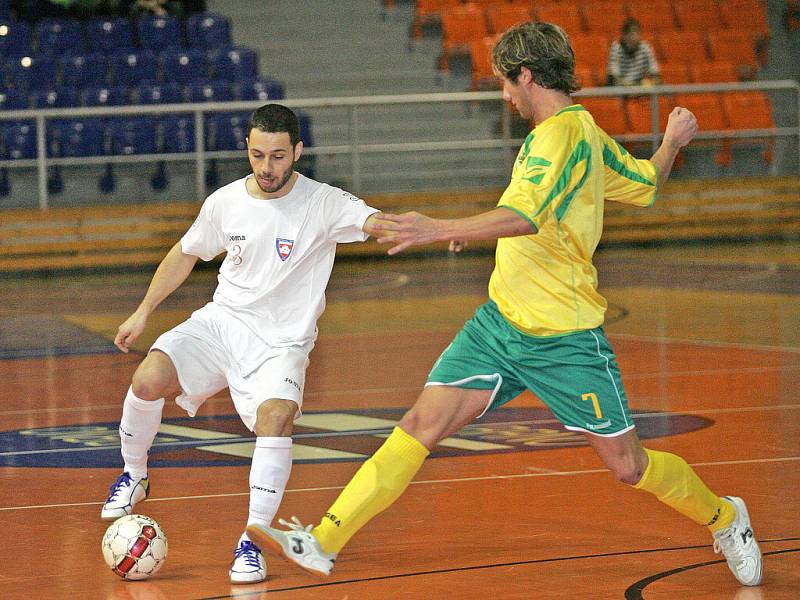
[249,22,763,587]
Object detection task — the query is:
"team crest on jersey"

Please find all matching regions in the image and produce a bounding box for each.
[276,238,294,261]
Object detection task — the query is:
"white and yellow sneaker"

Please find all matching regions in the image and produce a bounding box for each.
[247,516,336,578]
[713,496,763,586]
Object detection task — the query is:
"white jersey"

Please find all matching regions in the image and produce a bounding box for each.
[181,173,378,348]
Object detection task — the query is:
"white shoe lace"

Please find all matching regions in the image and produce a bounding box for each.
[278,515,314,534]
[713,527,745,567]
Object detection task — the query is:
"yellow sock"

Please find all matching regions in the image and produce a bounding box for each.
[313,426,429,554]
[634,448,735,532]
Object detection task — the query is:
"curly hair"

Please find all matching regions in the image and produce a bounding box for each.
[491,22,580,95]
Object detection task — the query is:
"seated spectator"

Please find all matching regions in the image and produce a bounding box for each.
[606,18,661,86]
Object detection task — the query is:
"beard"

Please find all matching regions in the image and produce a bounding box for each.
[255,161,296,193]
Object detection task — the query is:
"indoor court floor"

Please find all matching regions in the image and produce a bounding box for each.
[1,239,798,599]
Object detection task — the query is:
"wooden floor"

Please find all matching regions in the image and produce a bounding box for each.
[0,240,798,599]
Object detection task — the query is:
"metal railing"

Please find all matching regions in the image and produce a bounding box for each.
[1,80,798,209]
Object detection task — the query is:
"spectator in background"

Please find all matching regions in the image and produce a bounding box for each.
[607,18,661,86]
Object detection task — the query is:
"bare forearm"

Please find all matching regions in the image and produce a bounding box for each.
[432,208,535,242]
[137,242,198,315]
[375,207,534,255]
[650,139,681,192]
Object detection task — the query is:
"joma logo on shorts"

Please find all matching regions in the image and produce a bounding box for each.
[229,234,246,241]
[284,377,301,391]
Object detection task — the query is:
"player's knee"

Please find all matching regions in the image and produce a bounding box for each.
[131,369,170,401]
[610,454,647,485]
[254,399,296,437]
[398,406,446,447]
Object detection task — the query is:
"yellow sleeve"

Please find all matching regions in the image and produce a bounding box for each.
[600,130,658,207]
[497,120,590,230]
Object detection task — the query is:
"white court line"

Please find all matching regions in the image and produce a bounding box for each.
[608,331,800,354]
[1,455,798,513]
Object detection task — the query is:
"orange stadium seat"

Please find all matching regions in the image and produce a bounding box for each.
[570,33,611,72]
[486,4,533,34]
[626,95,674,135]
[723,90,775,130]
[721,90,776,164]
[412,0,461,38]
[580,97,628,135]
[707,30,761,74]
[627,2,679,34]
[658,62,691,84]
[440,3,489,70]
[674,93,728,133]
[469,35,501,90]
[581,1,627,37]
[719,0,770,39]
[673,0,726,31]
[673,92,731,165]
[655,30,709,64]
[690,60,739,83]
[574,64,597,88]
[534,3,585,36]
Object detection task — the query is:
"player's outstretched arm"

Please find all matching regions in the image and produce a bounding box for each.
[650,106,698,190]
[114,242,198,353]
[372,207,534,255]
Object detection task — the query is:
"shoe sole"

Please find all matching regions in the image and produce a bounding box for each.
[245,524,330,579]
[230,574,267,585]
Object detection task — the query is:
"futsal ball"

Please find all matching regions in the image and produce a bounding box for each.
[102,514,168,580]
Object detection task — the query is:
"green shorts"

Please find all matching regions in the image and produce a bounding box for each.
[427,301,634,436]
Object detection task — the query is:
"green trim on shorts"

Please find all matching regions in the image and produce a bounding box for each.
[427,301,633,435]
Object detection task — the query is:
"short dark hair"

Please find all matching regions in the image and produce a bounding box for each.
[248,104,301,147]
[622,18,641,35]
[491,22,580,95]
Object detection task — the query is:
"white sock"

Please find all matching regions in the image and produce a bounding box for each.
[247,436,292,528]
[119,386,164,479]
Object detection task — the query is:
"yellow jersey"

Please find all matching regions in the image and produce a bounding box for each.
[490,104,658,336]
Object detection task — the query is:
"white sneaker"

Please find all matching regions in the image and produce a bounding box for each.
[230,539,266,584]
[713,496,763,586]
[101,472,149,521]
[246,516,336,578]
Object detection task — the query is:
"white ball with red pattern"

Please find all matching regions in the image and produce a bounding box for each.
[101,514,168,580]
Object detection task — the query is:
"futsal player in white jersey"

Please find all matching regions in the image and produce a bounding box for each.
[100,104,384,584]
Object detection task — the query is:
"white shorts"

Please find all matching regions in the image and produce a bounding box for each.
[151,303,313,431]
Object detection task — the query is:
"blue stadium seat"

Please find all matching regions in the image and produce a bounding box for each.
[108,117,158,155]
[209,111,249,151]
[161,114,195,153]
[0,88,27,110]
[35,18,84,56]
[7,55,58,91]
[186,79,234,103]
[110,50,157,86]
[29,87,80,109]
[210,47,258,81]
[297,111,314,148]
[59,53,109,88]
[48,118,106,157]
[83,85,131,107]
[186,12,231,49]
[0,21,33,56]
[86,16,135,53]
[136,14,182,51]
[135,81,184,104]
[160,48,208,84]
[237,77,285,101]
[3,121,36,159]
